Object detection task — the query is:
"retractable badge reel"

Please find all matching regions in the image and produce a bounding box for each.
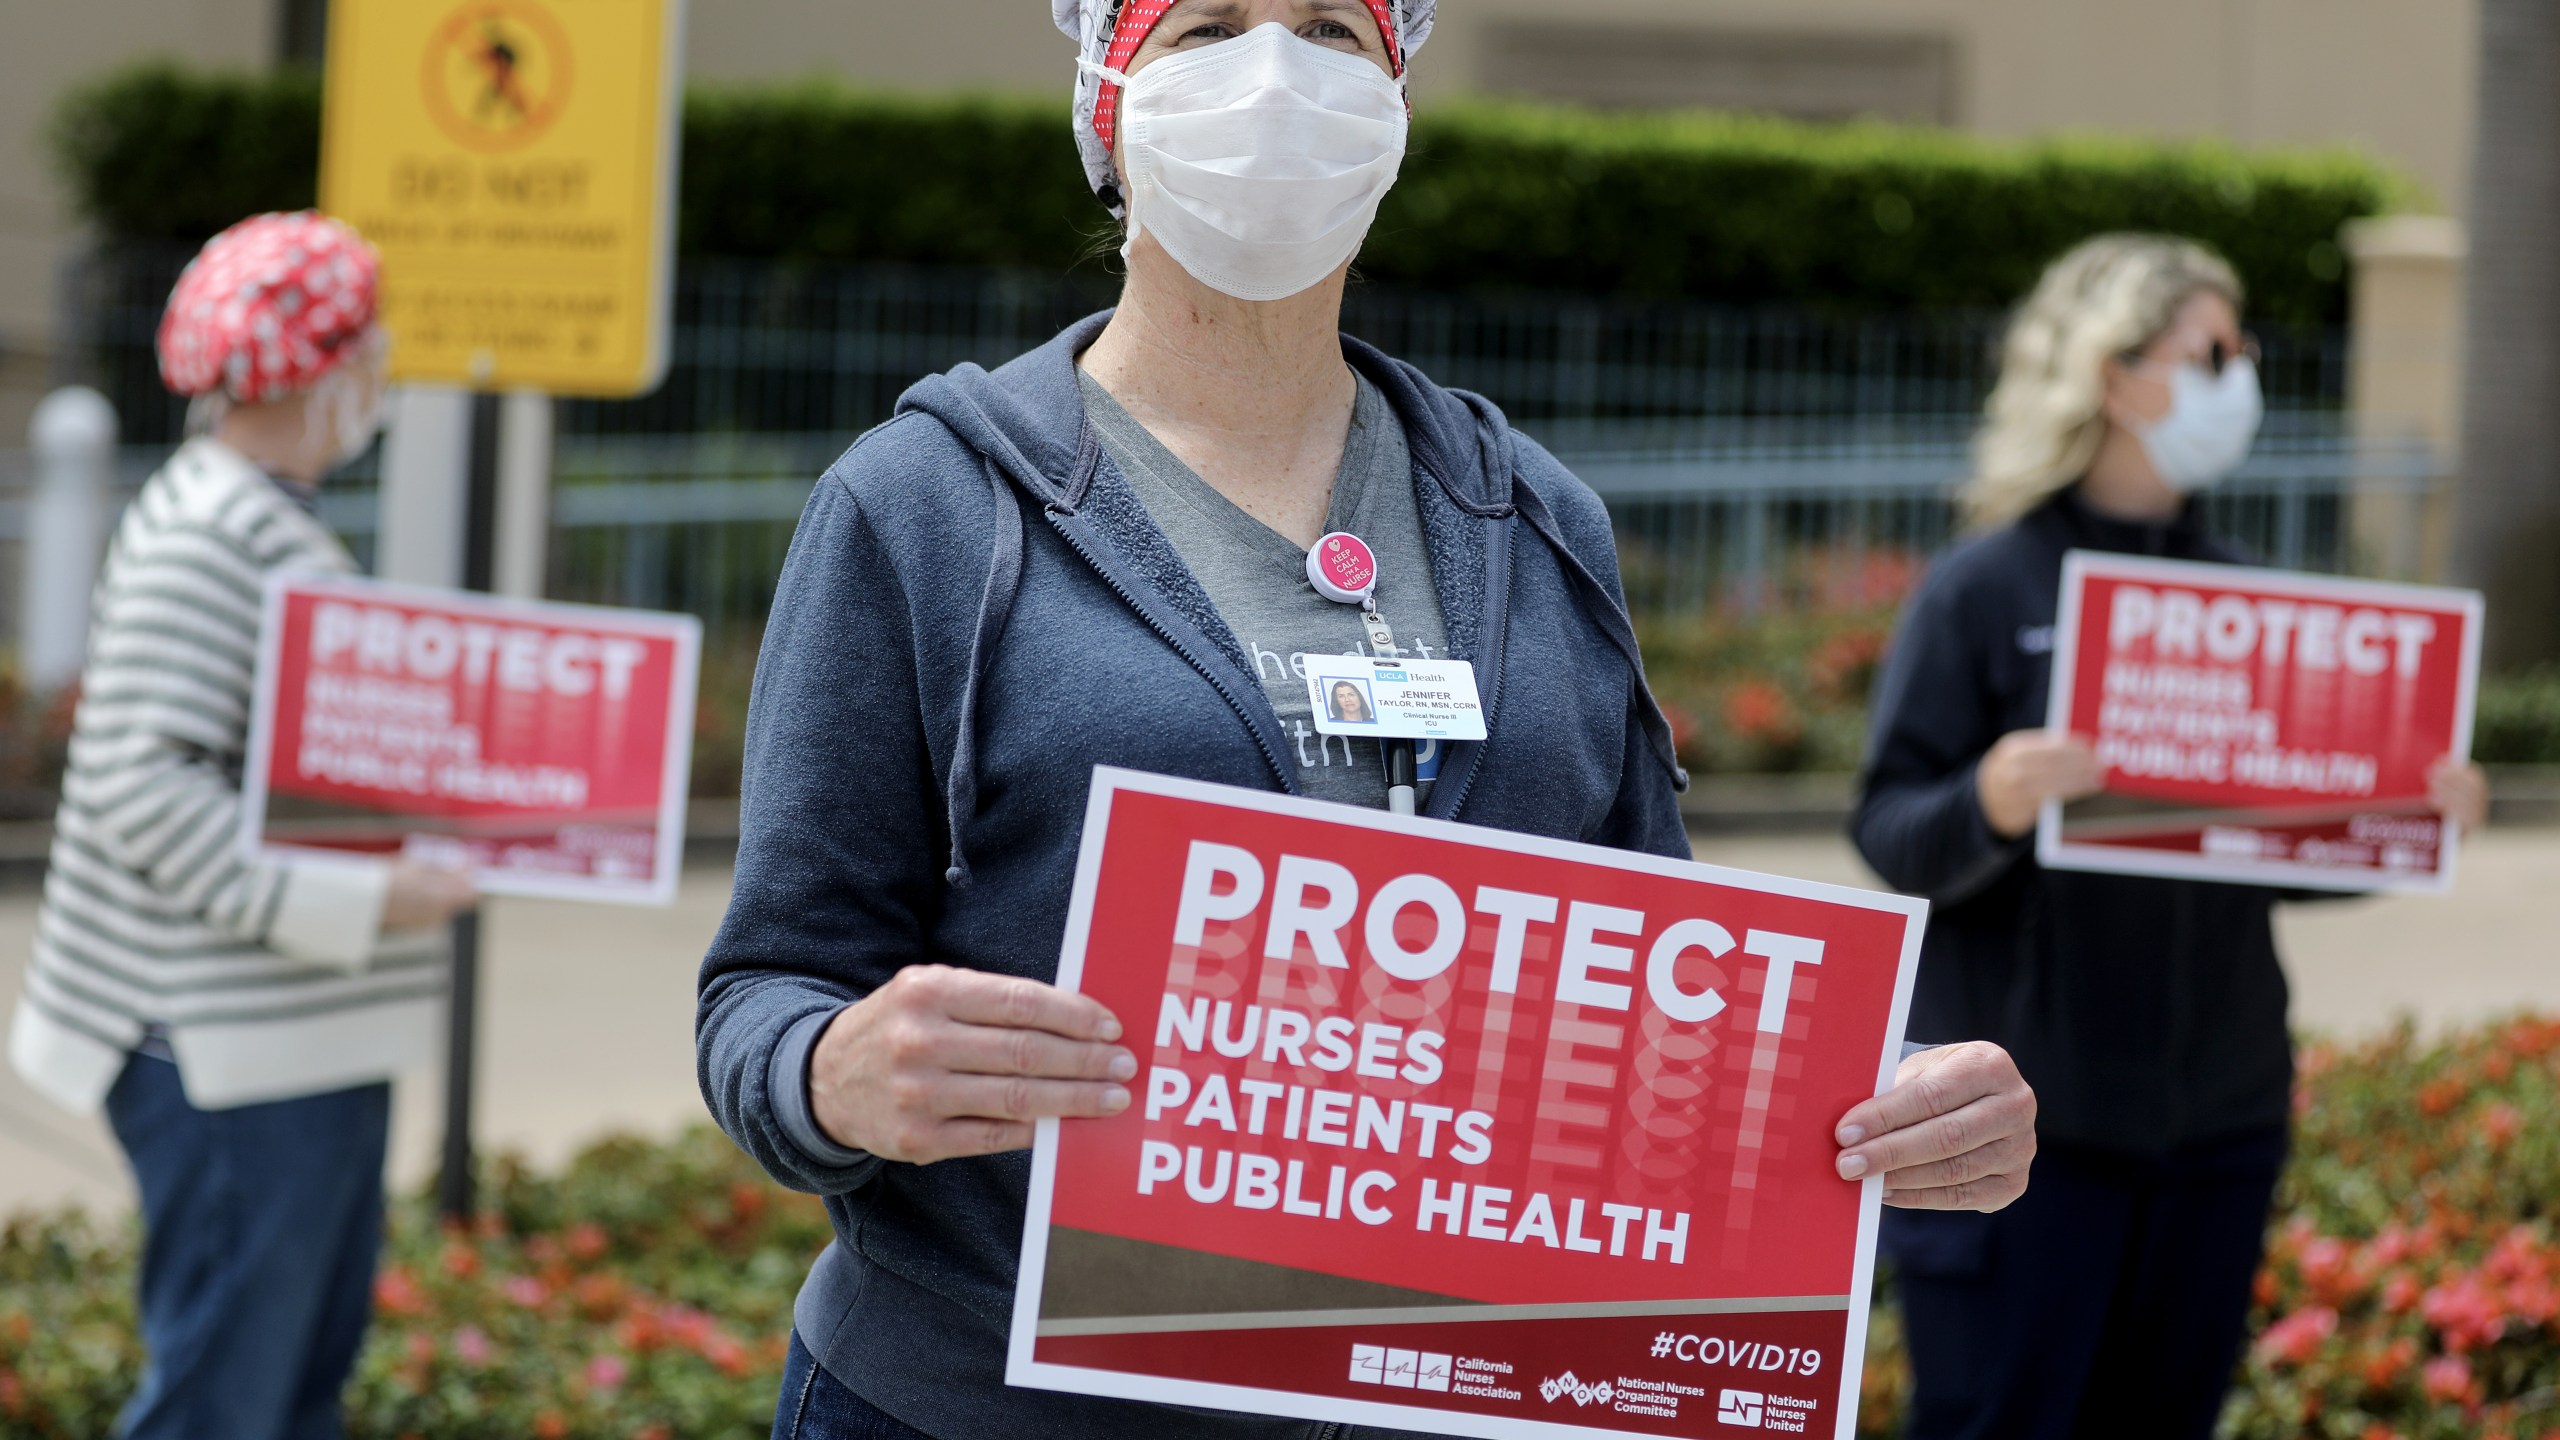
[1305,532,1450,817]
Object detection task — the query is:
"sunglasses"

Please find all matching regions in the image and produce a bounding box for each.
[2123,333,2261,378]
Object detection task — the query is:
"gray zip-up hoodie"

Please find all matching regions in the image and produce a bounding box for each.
[697,313,1689,1439]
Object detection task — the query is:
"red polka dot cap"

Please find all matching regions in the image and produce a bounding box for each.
[156,212,382,404]
[1053,0,1435,217]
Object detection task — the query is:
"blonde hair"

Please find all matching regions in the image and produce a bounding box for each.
[1961,234,2244,529]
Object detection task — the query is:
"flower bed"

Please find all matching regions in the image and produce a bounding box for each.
[4,1019,2554,1437]
[0,1129,830,1439]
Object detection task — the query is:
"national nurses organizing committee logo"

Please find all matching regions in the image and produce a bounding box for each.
[1539,1371,1615,1408]
[422,0,573,153]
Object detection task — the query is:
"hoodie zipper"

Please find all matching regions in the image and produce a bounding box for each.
[1044,508,1301,795]
[1428,506,1516,825]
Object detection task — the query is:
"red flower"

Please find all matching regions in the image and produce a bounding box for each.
[2421,1354,2476,1404]
[374,1265,428,1318]
[575,1273,631,1321]
[2298,1235,2356,1304]
[1723,678,1802,746]
[2481,1102,2523,1148]
[585,1352,629,1392]
[1807,628,1888,703]
[705,1333,755,1378]
[2422,1274,2506,1351]
[2419,1076,2466,1116]
[440,1239,481,1280]
[534,1413,569,1440]
[2253,1305,2338,1367]
[567,1222,610,1262]
[2359,1336,2417,1393]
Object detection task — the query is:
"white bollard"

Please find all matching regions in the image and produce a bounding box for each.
[494,389,553,601]
[376,384,473,588]
[20,388,118,696]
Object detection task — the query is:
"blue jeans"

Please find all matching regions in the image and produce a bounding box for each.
[774,1332,941,1439]
[104,1053,391,1440]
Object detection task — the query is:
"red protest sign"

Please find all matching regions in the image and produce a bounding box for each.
[242,575,701,904]
[1008,768,1925,1440]
[2039,552,2483,893]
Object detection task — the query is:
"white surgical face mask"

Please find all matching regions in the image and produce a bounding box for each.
[2136,356,2263,493]
[306,329,392,470]
[1102,23,1408,302]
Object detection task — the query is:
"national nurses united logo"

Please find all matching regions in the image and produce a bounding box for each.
[422,0,572,153]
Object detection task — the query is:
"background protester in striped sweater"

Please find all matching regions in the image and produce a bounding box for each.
[6,212,478,1440]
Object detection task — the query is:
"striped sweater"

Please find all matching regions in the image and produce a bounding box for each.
[9,438,445,1114]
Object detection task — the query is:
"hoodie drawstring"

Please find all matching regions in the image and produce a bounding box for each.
[944,455,1030,887]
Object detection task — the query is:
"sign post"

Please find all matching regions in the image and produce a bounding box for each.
[320,0,685,1218]
[2038,552,2485,892]
[1010,769,1927,1440]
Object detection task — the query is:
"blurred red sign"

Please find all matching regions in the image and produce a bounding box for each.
[2040,552,2482,893]
[1009,768,1926,1439]
[243,575,700,904]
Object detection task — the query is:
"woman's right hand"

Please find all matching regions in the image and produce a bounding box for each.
[810,965,1137,1164]
[1975,729,2104,839]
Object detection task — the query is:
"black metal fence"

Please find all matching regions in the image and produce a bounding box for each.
[40,247,2388,637]
[60,247,2353,445]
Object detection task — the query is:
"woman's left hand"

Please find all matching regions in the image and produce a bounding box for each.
[1833,1041,2037,1212]
[2428,756,2490,834]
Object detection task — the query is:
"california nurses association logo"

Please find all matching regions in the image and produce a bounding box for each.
[422,0,573,153]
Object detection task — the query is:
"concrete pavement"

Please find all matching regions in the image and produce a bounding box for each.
[3,827,2553,1218]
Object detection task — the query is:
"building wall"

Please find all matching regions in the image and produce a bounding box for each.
[0,0,2478,428]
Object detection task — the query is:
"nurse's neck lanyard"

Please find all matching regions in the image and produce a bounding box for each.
[1306,532,1421,817]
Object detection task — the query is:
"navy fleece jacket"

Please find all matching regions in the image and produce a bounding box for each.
[1852,491,2297,1161]
[697,314,1690,1440]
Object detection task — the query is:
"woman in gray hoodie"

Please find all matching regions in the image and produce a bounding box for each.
[699,5,2041,1438]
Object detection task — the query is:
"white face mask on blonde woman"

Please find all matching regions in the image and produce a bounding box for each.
[1101,22,1408,302]
[2136,355,2263,493]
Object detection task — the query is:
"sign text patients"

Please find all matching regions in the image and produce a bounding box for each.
[1131,840,1832,1270]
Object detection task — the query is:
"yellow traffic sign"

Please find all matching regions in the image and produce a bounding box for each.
[320,0,684,397]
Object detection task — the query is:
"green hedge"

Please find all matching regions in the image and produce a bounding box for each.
[55,63,2405,322]
[2477,667,2560,766]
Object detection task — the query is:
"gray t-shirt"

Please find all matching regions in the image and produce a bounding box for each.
[1080,367,1449,809]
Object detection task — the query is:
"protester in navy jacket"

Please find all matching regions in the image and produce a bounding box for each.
[1856,234,2489,1440]
[700,5,2040,1437]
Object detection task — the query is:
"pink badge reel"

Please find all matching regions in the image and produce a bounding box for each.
[1306,532,1378,606]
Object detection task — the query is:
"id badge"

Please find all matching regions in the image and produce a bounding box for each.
[1304,657,1489,742]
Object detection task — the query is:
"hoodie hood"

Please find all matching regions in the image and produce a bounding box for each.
[896,311,1521,523]
[889,310,1684,885]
